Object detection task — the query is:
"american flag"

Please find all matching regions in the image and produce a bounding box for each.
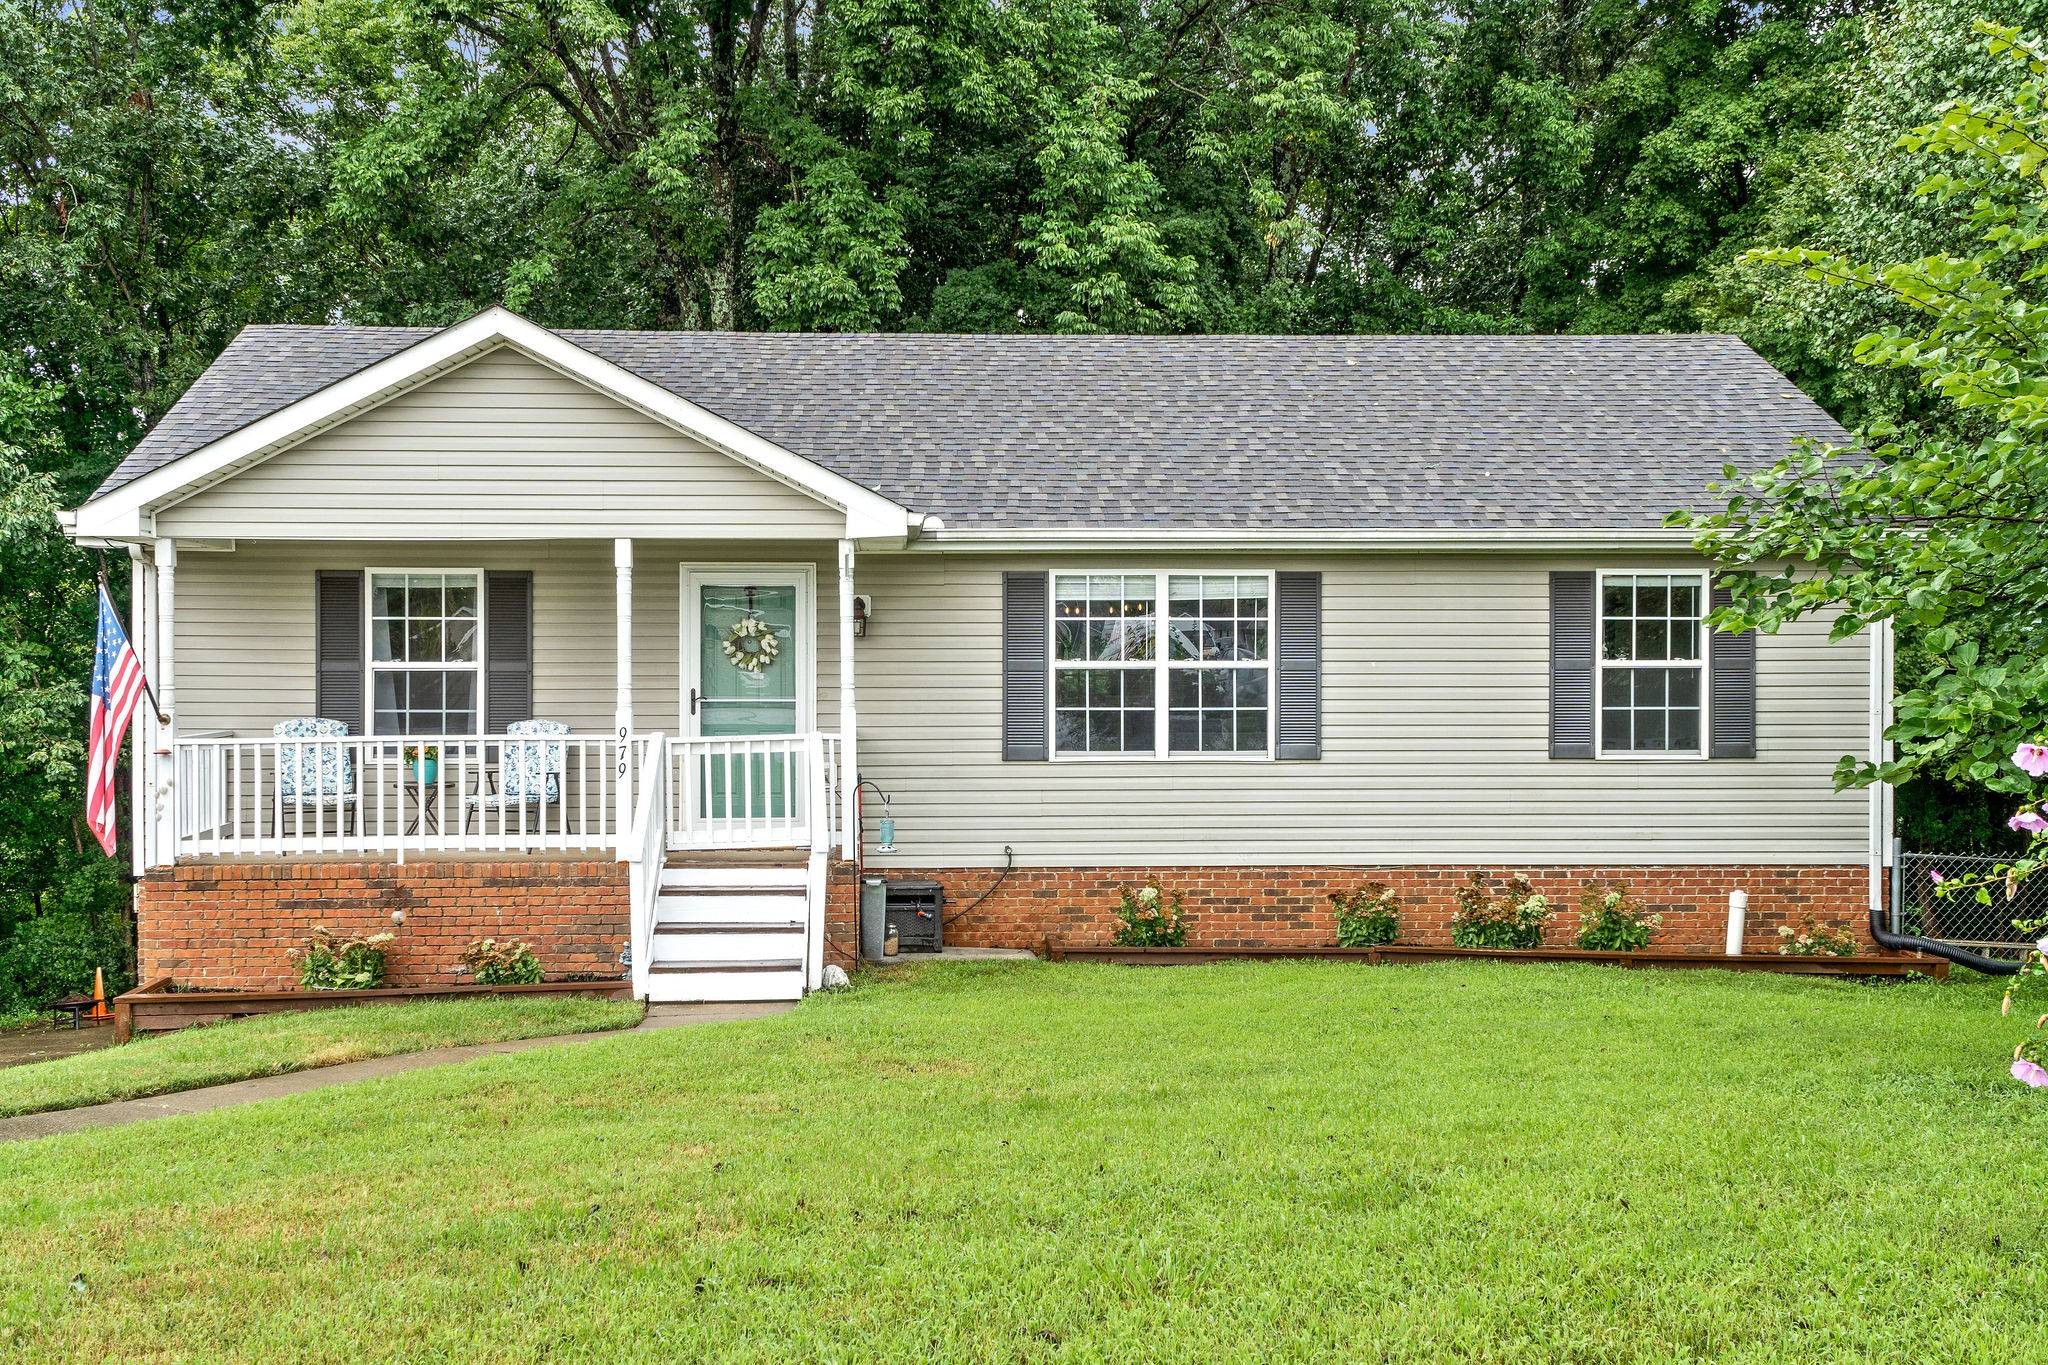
[87,583,149,857]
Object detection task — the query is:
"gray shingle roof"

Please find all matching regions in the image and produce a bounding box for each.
[93,325,1846,531]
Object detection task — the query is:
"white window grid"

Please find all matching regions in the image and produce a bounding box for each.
[366,568,485,737]
[1048,569,1276,762]
[1595,569,1709,760]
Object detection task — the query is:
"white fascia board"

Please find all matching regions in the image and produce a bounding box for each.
[909,526,1705,553]
[70,307,914,542]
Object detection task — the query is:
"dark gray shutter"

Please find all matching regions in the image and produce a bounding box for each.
[314,571,364,734]
[485,571,533,733]
[1709,576,1757,759]
[1274,571,1322,760]
[1001,572,1049,761]
[1549,571,1596,759]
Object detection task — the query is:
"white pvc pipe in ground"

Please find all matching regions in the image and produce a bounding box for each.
[1726,890,1748,956]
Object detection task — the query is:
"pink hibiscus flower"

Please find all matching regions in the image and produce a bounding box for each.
[2013,1057,2048,1089]
[2012,810,2048,835]
[2015,743,2048,778]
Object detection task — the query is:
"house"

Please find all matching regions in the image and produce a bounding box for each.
[59,307,1891,1002]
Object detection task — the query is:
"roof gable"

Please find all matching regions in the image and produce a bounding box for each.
[74,308,913,541]
[154,348,857,540]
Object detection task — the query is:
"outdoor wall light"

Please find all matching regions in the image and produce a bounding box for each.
[852,594,874,637]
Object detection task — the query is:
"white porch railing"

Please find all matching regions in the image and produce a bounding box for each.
[169,733,635,859]
[665,733,843,851]
[166,730,843,860]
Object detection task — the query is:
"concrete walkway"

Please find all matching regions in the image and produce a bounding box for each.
[0,1001,791,1144]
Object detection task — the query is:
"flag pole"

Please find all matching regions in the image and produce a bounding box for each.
[95,553,169,726]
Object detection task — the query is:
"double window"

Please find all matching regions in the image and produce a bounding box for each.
[1052,572,1272,757]
[1598,572,1706,756]
[369,571,481,735]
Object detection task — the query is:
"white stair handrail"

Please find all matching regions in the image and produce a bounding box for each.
[624,732,669,1000]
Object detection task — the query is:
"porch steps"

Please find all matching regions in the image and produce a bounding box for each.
[645,858,809,1003]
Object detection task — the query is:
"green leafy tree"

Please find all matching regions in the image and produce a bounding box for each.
[1685,22,2048,804]
[1687,0,2048,431]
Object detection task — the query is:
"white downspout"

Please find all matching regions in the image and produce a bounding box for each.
[838,538,857,861]
[613,537,634,851]
[1868,619,1891,929]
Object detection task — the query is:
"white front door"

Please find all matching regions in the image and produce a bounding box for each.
[679,566,814,835]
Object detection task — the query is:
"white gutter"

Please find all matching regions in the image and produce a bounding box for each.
[910,526,1703,553]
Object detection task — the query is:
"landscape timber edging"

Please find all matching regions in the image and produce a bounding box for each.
[112,976,634,1043]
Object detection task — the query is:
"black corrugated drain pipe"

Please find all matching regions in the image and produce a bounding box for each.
[1869,908,2020,975]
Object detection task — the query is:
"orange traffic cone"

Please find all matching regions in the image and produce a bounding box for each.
[86,968,111,1023]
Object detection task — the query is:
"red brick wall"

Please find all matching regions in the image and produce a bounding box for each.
[141,857,1881,989]
[825,863,1876,961]
[137,858,630,990]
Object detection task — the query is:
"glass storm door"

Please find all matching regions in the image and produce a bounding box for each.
[683,569,808,826]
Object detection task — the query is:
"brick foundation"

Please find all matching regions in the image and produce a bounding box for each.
[824,863,1877,963]
[139,857,1882,990]
[137,858,630,990]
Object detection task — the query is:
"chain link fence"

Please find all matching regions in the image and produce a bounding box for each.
[1895,851,2048,962]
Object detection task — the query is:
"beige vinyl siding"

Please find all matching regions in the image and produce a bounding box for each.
[851,552,1872,867]
[170,543,1870,866]
[154,348,848,540]
[171,541,841,736]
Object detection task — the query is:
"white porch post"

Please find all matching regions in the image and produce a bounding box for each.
[151,538,177,866]
[838,538,857,860]
[614,537,634,845]
[128,545,152,875]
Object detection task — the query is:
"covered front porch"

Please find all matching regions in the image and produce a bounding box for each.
[126,534,865,1001]
[135,536,861,869]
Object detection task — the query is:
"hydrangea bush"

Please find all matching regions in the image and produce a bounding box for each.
[1449,872,1551,950]
[461,937,545,985]
[1331,884,1400,948]
[1111,879,1188,947]
[1574,881,1659,952]
[288,927,395,990]
[1776,917,1858,957]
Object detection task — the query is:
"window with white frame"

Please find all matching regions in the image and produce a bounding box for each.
[369,571,481,735]
[1599,572,1705,755]
[1052,572,1271,757]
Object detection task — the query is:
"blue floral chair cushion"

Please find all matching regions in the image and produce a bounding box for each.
[468,720,566,819]
[273,717,356,806]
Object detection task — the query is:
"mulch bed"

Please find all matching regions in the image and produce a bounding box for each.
[1045,942,1948,978]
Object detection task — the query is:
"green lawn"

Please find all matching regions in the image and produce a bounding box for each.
[2,961,2044,1362]
[0,994,643,1117]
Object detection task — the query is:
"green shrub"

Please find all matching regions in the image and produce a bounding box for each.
[1777,917,1857,957]
[462,937,544,985]
[1331,883,1399,947]
[1111,879,1188,947]
[0,911,132,1015]
[1449,871,1551,950]
[289,926,394,990]
[1574,881,1659,952]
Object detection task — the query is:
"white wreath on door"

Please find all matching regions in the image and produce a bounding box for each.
[721,615,782,674]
